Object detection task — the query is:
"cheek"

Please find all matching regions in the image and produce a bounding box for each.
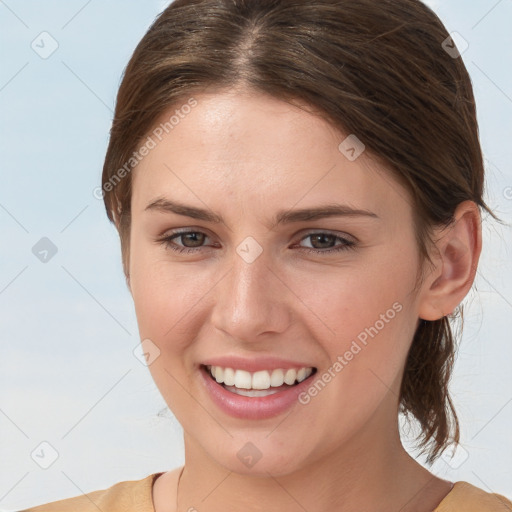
[129,256,205,416]
[129,249,210,351]
[130,242,172,335]
[131,277,180,344]
[297,242,419,374]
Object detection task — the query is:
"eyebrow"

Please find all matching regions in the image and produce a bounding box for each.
[145,197,380,229]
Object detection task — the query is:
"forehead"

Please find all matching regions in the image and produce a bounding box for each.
[131,90,412,223]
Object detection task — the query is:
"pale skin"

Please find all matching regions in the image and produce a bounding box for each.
[122,87,482,512]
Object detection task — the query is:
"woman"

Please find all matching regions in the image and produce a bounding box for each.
[21,0,512,510]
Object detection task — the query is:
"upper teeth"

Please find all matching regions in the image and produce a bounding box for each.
[206,365,314,390]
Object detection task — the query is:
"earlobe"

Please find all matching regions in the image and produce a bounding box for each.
[418,200,482,321]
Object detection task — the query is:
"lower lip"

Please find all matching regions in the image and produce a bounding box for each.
[199,366,316,420]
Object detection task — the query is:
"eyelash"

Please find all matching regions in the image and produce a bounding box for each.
[157,229,357,255]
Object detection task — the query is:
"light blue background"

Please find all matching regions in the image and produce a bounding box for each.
[1,0,511,509]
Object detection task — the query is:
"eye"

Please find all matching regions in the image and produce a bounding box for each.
[294,232,357,254]
[157,229,357,255]
[158,230,214,254]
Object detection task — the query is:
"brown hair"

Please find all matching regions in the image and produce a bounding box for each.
[102,0,500,464]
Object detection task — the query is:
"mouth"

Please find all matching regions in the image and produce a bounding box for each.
[198,363,318,418]
[202,364,317,397]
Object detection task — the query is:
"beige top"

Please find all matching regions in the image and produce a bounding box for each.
[19,472,512,511]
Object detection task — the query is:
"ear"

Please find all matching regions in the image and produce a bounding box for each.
[417,200,482,321]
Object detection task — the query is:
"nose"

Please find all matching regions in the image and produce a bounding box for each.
[210,248,292,344]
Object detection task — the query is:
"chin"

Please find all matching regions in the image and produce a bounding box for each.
[201,431,318,477]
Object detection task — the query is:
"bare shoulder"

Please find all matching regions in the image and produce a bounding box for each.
[152,466,184,512]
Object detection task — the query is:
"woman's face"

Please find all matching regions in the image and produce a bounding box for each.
[128,88,430,475]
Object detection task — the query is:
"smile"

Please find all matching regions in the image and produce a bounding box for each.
[199,364,318,419]
[206,365,314,396]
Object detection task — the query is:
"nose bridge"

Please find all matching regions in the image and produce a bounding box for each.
[211,243,290,340]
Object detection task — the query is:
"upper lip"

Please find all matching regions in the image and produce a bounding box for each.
[201,356,316,373]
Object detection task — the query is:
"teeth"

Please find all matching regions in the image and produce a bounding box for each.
[234,369,252,389]
[214,366,223,383]
[284,368,297,385]
[252,370,271,390]
[270,368,284,387]
[223,385,282,397]
[223,367,235,386]
[206,365,314,390]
